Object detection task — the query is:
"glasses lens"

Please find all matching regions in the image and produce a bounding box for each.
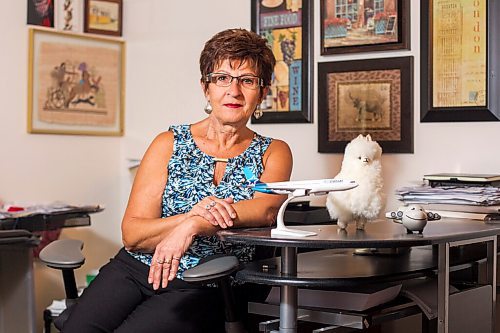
[210,74,232,87]
[239,76,260,89]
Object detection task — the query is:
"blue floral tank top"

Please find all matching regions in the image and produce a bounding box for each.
[128,124,272,279]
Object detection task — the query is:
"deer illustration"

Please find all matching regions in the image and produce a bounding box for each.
[348,90,385,122]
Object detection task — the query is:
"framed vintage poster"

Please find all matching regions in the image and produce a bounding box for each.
[84,0,123,36]
[55,0,83,32]
[250,0,313,123]
[320,0,410,55]
[28,28,125,136]
[318,56,413,153]
[27,0,54,27]
[421,0,500,122]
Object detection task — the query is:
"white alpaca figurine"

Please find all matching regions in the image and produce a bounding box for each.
[326,134,384,230]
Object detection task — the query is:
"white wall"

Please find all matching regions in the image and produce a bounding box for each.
[0,1,125,331]
[1,0,499,331]
[124,0,500,207]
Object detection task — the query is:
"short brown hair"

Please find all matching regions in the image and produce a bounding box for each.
[200,29,276,90]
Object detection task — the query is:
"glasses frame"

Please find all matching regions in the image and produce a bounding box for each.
[205,73,264,90]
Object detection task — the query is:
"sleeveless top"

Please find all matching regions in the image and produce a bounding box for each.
[128,124,272,279]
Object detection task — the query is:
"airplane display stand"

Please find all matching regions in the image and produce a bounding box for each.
[271,189,318,238]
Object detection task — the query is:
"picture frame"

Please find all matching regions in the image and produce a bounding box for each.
[27,0,55,27]
[318,56,413,154]
[55,0,83,33]
[84,0,122,36]
[250,0,313,123]
[28,28,125,136]
[421,0,500,122]
[320,0,410,55]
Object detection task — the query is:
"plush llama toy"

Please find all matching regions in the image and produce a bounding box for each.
[326,134,384,230]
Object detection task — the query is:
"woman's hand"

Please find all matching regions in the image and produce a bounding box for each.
[148,222,195,290]
[188,196,236,229]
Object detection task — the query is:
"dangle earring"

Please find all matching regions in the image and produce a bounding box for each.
[253,104,263,119]
[204,100,213,114]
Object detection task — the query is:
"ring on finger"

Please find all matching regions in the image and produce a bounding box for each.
[156,258,164,264]
[172,256,181,261]
[204,204,211,210]
[209,201,216,207]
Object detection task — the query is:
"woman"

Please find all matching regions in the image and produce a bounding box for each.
[62,28,293,332]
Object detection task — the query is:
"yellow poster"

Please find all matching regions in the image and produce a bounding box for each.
[432,0,486,107]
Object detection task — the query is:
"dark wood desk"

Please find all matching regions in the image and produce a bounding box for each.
[0,205,102,232]
[219,219,500,333]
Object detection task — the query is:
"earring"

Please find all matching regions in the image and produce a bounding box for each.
[204,101,212,114]
[253,104,263,119]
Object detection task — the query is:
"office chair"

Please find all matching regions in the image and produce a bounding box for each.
[183,254,246,333]
[39,239,84,332]
[39,240,245,333]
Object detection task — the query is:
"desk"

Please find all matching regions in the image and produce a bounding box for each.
[0,208,101,333]
[218,219,500,333]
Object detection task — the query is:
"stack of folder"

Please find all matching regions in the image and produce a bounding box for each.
[396,173,500,222]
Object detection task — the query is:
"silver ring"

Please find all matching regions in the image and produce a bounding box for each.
[210,201,216,207]
[172,257,181,261]
[156,258,164,264]
[205,204,211,210]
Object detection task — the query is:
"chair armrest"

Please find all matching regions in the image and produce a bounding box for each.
[39,239,85,269]
[183,255,239,283]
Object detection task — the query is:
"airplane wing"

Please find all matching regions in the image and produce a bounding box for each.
[251,179,358,195]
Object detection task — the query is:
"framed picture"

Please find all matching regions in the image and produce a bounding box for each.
[27,0,54,27]
[421,0,500,122]
[84,0,123,36]
[318,56,413,154]
[28,28,125,136]
[320,0,410,55]
[55,0,83,32]
[250,0,313,123]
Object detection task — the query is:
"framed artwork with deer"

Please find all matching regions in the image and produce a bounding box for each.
[318,56,413,153]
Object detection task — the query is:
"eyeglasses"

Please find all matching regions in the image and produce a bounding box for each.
[205,73,264,90]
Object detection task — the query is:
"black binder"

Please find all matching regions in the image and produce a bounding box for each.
[423,173,500,187]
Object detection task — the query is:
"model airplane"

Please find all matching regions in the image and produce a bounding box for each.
[243,167,358,237]
[244,167,358,196]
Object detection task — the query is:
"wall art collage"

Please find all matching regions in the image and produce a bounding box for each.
[252,0,500,154]
[26,0,124,136]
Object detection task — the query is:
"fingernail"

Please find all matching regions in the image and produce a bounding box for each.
[148,278,152,284]
[231,213,236,218]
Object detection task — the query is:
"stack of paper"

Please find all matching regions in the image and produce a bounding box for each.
[396,185,500,222]
[396,185,500,206]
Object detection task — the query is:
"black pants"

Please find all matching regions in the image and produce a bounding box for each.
[62,248,268,333]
